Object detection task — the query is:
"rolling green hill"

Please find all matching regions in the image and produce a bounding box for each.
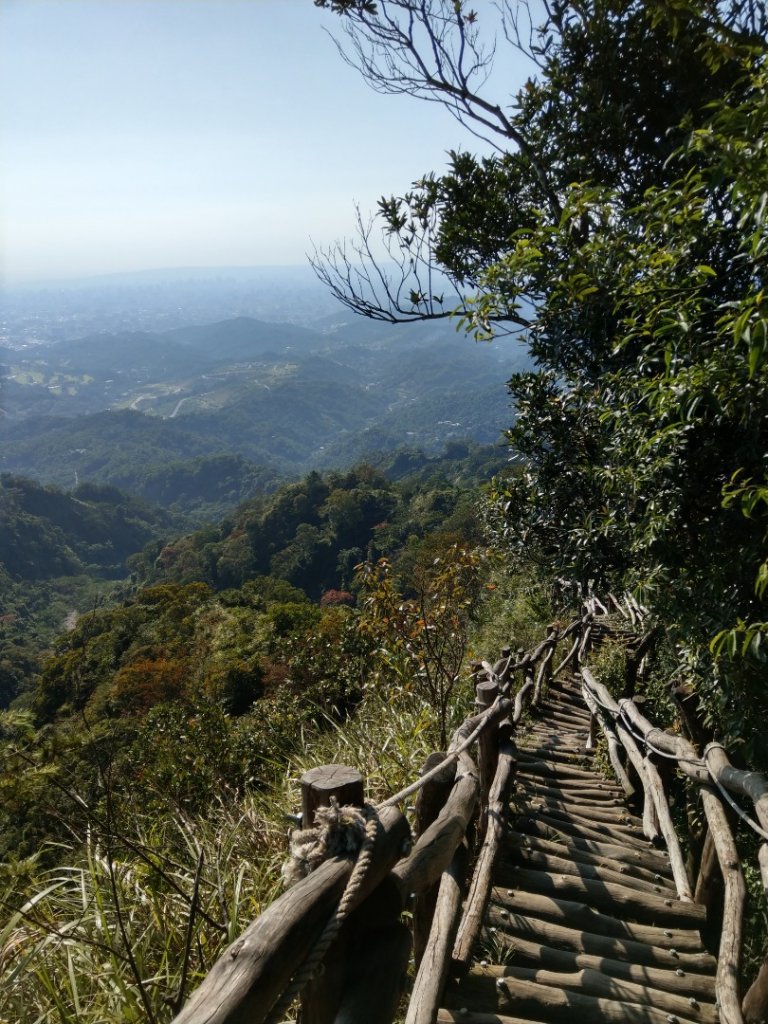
[1,316,527,508]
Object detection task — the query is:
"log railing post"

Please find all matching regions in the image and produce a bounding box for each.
[301,764,364,829]
[476,677,499,838]
[299,764,365,1024]
[743,955,768,1024]
[412,752,456,969]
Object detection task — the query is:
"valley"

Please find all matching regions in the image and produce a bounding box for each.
[0,313,531,510]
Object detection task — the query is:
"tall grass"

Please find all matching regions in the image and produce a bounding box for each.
[0,692,464,1023]
[1,792,287,1023]
[1,566,551,1023]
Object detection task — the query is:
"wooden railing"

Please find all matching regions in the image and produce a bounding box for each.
[171,599,768,1024]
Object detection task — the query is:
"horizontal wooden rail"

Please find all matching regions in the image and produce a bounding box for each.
[171,598,767,1024]
[171,805,408,1024]
[579,663,760,1024]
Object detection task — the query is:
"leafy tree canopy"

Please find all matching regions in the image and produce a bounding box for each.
[314,0,768,756]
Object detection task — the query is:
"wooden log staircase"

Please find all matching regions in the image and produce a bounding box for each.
[172,601,768,1024]
[438,674,719,1024]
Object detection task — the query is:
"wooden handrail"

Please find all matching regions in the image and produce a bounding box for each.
[171,805,408,1024]
[170,604,768,1024]
[579,662,762,1024]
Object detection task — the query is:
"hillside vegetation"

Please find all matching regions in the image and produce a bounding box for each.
[1,316,528,513]
[3,1,768,1020]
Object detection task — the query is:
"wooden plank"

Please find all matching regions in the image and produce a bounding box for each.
[489,888,706,951]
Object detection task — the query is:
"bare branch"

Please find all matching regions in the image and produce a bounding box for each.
[322,0,563,217]
[309,203,532,334]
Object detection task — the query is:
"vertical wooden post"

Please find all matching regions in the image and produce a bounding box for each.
[533,628,557,705]
[476,678,499,839]
[413,752,456,969]
[497,647,514,687]
[695,828,724,937]
[743,954,768,1023]
[586,713,598,753]
[545,627,557,683]
[299,764,365,1024]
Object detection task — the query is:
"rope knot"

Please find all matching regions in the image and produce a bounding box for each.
[282,798,370,888]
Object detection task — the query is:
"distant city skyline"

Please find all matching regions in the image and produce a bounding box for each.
[1,0,531,286]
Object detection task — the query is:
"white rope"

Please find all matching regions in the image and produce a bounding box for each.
[267,804,379,1023]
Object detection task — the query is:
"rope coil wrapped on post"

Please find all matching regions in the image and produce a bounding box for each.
[268,801,380,1023]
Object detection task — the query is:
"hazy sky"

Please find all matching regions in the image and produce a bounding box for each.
[1,0,530,284]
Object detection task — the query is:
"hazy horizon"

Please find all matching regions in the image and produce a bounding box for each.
[2,1,531,285]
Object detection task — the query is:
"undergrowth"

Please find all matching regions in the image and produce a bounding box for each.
[0,569,560,1023]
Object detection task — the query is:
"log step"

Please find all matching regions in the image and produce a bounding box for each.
[482,909,716,972]
[488,889,706,952]
[494,867,706,927]
[502,844,675,897]
[448,967,716,1023]
[509,819,673,874]
[505,831,676,890]
[474,932,716,1000]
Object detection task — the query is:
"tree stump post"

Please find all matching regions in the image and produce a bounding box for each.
[301,764,365,828]
[299,764,365,1024]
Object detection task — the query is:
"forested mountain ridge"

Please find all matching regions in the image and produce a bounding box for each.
[0,474,177,580]
[0,474,183,707]
[0,315,529,509]
[1,459,493,858]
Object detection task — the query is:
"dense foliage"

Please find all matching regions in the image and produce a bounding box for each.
[316,0,768,759]
[0,475,183,709]
[0,462,490,859]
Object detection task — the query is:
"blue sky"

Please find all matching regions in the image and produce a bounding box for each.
[1,0,530,283]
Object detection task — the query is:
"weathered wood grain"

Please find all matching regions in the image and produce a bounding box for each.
[482,910,716,974]
[489,888,706,950]
[406,845,468,1024]
[460,964,717,1023]
[171,805,408,1024]
[452,738,516,968]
